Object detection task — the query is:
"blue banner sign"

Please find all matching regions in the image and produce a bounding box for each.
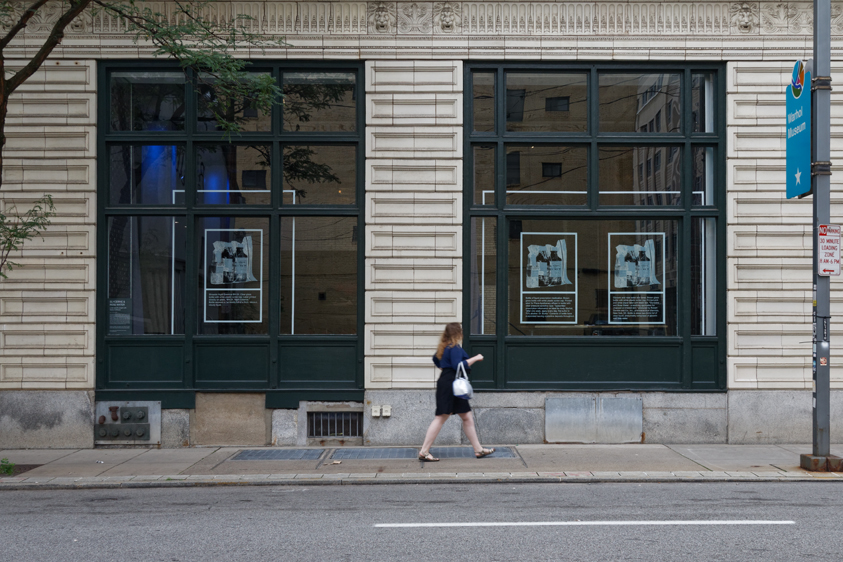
[787,60,812,199]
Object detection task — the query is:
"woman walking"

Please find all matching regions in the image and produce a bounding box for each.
[418,322,495,462]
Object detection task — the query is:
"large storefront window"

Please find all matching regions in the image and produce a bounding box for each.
[98,63,364,407]
[467,63,725,391]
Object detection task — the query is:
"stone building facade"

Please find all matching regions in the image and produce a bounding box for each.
[1,0,842,448]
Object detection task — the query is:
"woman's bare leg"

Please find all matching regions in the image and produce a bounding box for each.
[458,412,484,453]
[420,414,449,455]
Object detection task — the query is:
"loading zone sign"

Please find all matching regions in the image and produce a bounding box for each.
[818,224,841,276]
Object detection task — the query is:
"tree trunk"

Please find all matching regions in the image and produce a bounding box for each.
[0,57,7,191]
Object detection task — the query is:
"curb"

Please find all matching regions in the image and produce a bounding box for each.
[2,476,842,491]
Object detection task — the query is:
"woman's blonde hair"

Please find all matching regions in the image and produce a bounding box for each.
[435,322,463,360]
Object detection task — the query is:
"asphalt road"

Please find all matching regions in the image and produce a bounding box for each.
[3,482,843,561]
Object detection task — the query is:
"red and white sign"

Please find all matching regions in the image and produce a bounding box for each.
[818,224,841,276]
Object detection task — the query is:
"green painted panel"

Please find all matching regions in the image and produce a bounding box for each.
[95,390,195,409]
[691,344,718,388]
[279,344,357,384]
[467,343,496,387]
[506,343,681,385]
[107,344,184,383]
[195,344,269,383]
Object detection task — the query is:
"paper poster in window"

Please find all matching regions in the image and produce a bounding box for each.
[520,232,577,324]
[204,229,263,323]
[608,233,665,324]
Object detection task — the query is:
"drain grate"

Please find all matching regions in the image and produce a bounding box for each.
[231,449,324,461]
[307,411,363,438]
[331,447,517,460]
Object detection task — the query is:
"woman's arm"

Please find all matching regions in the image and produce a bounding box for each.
[466,353,484,367]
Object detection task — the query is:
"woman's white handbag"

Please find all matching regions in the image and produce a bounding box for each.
[452,362,474,400]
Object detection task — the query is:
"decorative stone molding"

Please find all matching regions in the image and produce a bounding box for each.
[730,1,759,33]
[433,1,461,33]
[368,1,397,32]
[2,1,835,38]
[397,2,433,33]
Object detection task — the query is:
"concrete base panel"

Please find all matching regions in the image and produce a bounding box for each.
[161,410,190,448]
[190,393,268,446]
[642,393,727,444]
[364,390,462,446]
[474,407,544,444]
[0,391,94,449]
[364,391,731,445]
[271,409,297,446]
[727,390,843,444]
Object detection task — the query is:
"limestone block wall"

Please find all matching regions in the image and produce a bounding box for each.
[364,61,464,389]
[2,1,843,401]
[727,61,843,390]
[0,60,96,393]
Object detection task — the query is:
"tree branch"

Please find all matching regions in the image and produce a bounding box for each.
[5,0,92,94]
[0,0,52,51]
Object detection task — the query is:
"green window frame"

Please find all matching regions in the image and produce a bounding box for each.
[96,62,365,409]
[464,63,726,392]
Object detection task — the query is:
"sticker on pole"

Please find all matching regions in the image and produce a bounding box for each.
[818,224,841,276]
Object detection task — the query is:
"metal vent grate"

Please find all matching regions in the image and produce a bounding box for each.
[307,411,363,438]
[331,447,517,460]
[231,449,324,461]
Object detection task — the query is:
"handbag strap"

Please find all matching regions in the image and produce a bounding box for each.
[456,361,468,380]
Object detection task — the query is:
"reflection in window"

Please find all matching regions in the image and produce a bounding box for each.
[282,145,355,205]
[599,147,681,206]
[693,147,715,205]
[110,72,185,131]
[473,72,495,133]
[507,219,678,336]
[599,73,681,133]
[505,145,587,206]
[196,145,271,205]
[506,73,587,132]
[283,72,356,132]
[473,145,495,205]
[280,217,357,334]
[107,216,186,335]
[506,89,526,122]
[692,218,716,335]
[470,217,497,335]
[692,73,715,133]
[196,217,269,334]
[196,73,272,132]
[109,145,185,205]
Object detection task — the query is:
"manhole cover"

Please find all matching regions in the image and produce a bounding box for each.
[331,447,517,460]
[231,449,324,461]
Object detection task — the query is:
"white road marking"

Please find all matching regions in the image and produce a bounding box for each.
[375,520,795,528]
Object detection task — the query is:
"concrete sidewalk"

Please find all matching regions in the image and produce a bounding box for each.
[2,444,843,490]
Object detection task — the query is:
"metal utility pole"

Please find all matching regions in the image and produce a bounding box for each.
[800,0,842,472]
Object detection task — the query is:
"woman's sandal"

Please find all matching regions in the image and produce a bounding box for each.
[418,451,439,462]
[475,448,495,459]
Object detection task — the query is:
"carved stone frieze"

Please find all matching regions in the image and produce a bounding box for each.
[730,2,759,33]
[397,2,433,33]
[368,2,397,33]
[787,2,813,34]
[433,2,461,33]
[6,0,843,38]
[760,2,787,34]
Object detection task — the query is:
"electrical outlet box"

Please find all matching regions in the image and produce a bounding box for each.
[382,405,392,417]
[372,406,381,417]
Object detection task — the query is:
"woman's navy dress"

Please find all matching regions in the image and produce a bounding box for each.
[433,345,471,415]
